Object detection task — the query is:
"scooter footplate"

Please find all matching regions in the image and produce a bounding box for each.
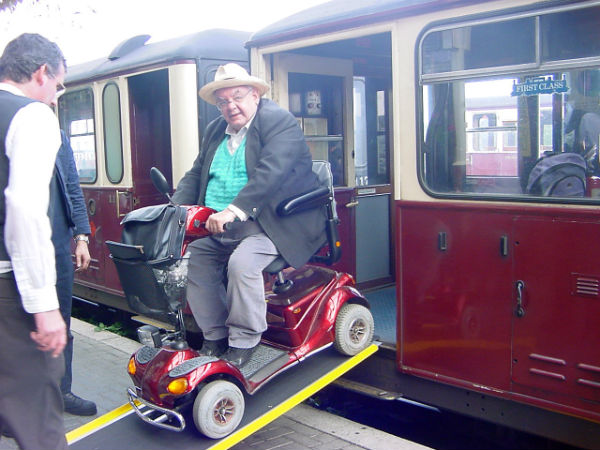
[240,345,287,379]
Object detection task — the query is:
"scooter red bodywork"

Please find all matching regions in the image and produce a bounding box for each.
[108,164,374,439]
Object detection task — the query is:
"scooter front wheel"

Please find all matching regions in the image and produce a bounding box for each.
[193,380,245,439]
[334,303,374,356]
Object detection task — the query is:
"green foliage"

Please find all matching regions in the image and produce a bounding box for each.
[72,302,137,339]
[94,321,126,335]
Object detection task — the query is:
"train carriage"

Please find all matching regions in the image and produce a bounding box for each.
[246,0,600,447]
[59,2,600,446]
[58,29,250,310]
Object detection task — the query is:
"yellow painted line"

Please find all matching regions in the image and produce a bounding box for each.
[65,344,377,448]
[66,403,134,444]
[207,343,379,450]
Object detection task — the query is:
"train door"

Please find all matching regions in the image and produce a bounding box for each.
[512,218,600,403]
[58,87,107,289]
[272,53,355,277]
[268,32,394,287]
[128,69,172,207]
[59,68,174,307]
[415,4,600,421]
[353,74,393,287]
[92,69,172,301]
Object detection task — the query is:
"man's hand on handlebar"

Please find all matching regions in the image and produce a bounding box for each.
[206,208,237,234]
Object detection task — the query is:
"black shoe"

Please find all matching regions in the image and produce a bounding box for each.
[222,345,258,367]
[63,392,97,416]
[199,338,228,357]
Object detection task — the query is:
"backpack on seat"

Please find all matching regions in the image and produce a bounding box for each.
[526,152,587,197]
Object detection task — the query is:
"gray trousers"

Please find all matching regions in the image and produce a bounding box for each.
[186,223,278,349]
[0,275,67,450]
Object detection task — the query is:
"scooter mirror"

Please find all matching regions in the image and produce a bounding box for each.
[150,167,172,201]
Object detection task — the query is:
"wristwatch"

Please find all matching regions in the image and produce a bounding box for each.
[74,234,89,244]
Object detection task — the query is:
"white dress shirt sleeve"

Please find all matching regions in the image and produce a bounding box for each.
[4,101,61,313]
[227,204,248,221]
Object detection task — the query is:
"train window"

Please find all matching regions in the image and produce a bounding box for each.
[471,113,497,152]
[421,17,535,75]
[102,83,124,183]
[419,5,600,201]
[375,89,389,184]
[58,88,97,183]
[541,6,600,62]
[203,66,222,126]
[353,78,390,186]
[288,73,345,186]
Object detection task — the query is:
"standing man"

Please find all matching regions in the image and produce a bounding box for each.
[50,130,96,416]
[172,63,326,367]
[0,33,68,450]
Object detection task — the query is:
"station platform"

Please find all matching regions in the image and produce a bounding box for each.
[0,318,430,450]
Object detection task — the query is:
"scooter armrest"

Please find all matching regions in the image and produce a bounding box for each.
[276,187,331,217]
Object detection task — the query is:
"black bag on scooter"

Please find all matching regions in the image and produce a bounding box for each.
[106,204,188,321]
[120,204,187,264]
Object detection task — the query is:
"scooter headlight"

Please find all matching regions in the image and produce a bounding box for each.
[137,325,162,348]
[167,378,189,395]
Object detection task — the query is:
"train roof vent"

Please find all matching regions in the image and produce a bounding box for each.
[108,35,151,60]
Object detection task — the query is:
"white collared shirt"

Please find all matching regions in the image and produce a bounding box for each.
[224,115,255,220]
[1,83,60,313]
[224,115,254,154]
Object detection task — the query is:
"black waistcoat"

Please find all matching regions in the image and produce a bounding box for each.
[0,90,36,261]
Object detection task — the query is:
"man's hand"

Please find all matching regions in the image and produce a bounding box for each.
[205,208,237,234]
[74,240,91,272]
[30,309,67,358]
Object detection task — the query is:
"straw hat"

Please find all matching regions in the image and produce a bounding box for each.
[198,63,270,105]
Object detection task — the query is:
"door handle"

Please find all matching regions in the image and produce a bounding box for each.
[515,280,525,318]
[116,190,130,218]
[500,235,509,257]
[345,200,359,208]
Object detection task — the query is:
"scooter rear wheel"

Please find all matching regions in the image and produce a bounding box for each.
[193,380,245,439]
[334,303,374,356]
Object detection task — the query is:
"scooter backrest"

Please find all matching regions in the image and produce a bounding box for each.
[270,160,341,269]
[276,161,337,217]
[312,160,338,221]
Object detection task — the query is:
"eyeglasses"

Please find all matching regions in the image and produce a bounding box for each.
[43,64,66,95]
[215,88,253,111]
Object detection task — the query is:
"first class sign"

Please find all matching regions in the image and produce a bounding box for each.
[511,76,568,96]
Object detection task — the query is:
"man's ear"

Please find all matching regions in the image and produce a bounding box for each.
[31,64,46,87]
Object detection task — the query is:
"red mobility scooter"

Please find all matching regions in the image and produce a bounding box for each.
[106,161,374,439]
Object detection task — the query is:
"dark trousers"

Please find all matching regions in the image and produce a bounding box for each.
[51,203,74,395]
[186,222,278,348]
[0,275,68,450]
[55,249,74,394]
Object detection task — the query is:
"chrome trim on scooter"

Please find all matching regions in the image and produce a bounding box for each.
[127,386,186,432]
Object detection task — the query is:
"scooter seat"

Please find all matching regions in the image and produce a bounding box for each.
[264,256,289,274]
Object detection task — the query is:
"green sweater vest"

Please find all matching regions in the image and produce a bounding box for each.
[204,137,248,211]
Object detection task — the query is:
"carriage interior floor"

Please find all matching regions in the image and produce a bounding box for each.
[363,286,396,345]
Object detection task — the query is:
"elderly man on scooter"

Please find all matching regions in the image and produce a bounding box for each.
[171,63,326,367]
